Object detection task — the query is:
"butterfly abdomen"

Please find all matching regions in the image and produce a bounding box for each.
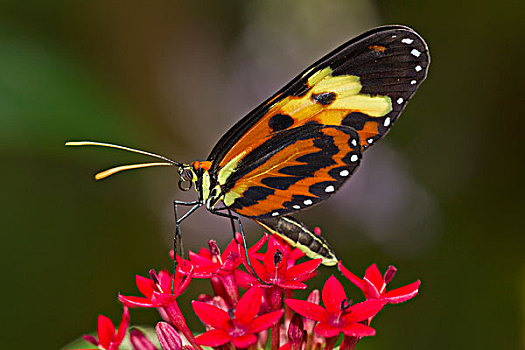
[256,215,339,266]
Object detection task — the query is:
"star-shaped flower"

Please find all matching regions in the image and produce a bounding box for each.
[75,306,129,350]
[338,262,420,304]
[118,267,192,308]
[241,235,321,289]
[285,276,385,338]
[193,286,284,348]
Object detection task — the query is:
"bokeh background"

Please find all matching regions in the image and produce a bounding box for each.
[2,0,523,349]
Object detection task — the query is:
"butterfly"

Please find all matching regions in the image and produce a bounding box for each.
[67,25,429,267]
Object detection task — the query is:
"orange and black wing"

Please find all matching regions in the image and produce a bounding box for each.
[207,25,429,171]
[208,25,429,219]
[220,123,362,219]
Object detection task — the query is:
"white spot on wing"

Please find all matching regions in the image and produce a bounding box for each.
[304,199,313,206]
[292,205,301,210]
[367,138,374,144]
[272,211,279,217]
[401,38,414,44]
[340,169,350,177]
[411,80,417,85]
[411,49,421,57]
[392,35,397,38]
[325,185,335,193]
[397,97,404,104]
[350,154,358,162]
[384,117,391,127]
[415,65,422,72]
[351,139,357,147]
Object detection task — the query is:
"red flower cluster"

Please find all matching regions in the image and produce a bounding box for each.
[69,230,420,350]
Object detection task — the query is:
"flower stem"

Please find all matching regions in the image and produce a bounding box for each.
[220,273,239,305]
[269,287,284,350]
[324,336,338,350]
[164,302,203,350]
[340,335,360,350]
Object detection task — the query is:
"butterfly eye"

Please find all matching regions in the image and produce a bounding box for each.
[180,168,194,181]
[178,178,192,191]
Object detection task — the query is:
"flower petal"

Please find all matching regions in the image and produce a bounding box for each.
[249,233,269,254]
[82,334,99,346]
[115,306,130,343]
[118,294,156,308]
[285,299,327,322]
[235,269,256,289]
[343,299,385,323]
[322,275,347,314]
[278,281,307,290]
[136,275,155,298]
[192,301,231,330]
[338,262,365,292]
[97,314,115,349]
[250,309,284,333]
[342,323,376,337]
[189,250,213,266]
[232,334,258,348]
[195,329,232,347]
[364,264,384,292]
[314,322,340,338]
[234,286,262,325]
[242,251,268,282]
[383,280,421,304]
[285,259,322,282]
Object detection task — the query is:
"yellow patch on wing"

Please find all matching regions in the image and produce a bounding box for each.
[216,66,392,170]
[307,66,333,86]
[218,151,248,185]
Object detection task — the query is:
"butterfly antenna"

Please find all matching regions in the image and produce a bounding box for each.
[65,141,181,180]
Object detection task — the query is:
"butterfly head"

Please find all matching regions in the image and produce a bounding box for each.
[177,163,197,191]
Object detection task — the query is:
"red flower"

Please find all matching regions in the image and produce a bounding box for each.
[253,235,305,268]
[241,236,321,289]
[118,267,202,350]
[338,262,420,304]
[193,286,284,348]
[76,306,129,350]
[188,240,241,278]
[285,276,384,338]
[118,267,192,308]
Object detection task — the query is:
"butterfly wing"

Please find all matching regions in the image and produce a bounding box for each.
[220,123,362,218]
[208,25,429,219]
[208,24,430,173]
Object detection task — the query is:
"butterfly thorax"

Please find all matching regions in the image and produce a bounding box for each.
[183,161,223,209]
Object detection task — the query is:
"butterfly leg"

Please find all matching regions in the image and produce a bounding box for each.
[172,200,202,294]
[173,200,201,259]
[209,206,241,244]
[209,209,267,285]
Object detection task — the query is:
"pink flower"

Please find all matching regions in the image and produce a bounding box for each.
[75,306,129,350]
[338,262,420,304]
[193,286,284,348]
[285,276,384,338]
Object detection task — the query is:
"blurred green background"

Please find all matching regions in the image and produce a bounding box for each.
[1,0,523,349]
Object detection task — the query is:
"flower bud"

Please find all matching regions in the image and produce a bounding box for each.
[156,322,182,350]
[288,314,306,350]
[129,328,157,350]
[383,265,397,284]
